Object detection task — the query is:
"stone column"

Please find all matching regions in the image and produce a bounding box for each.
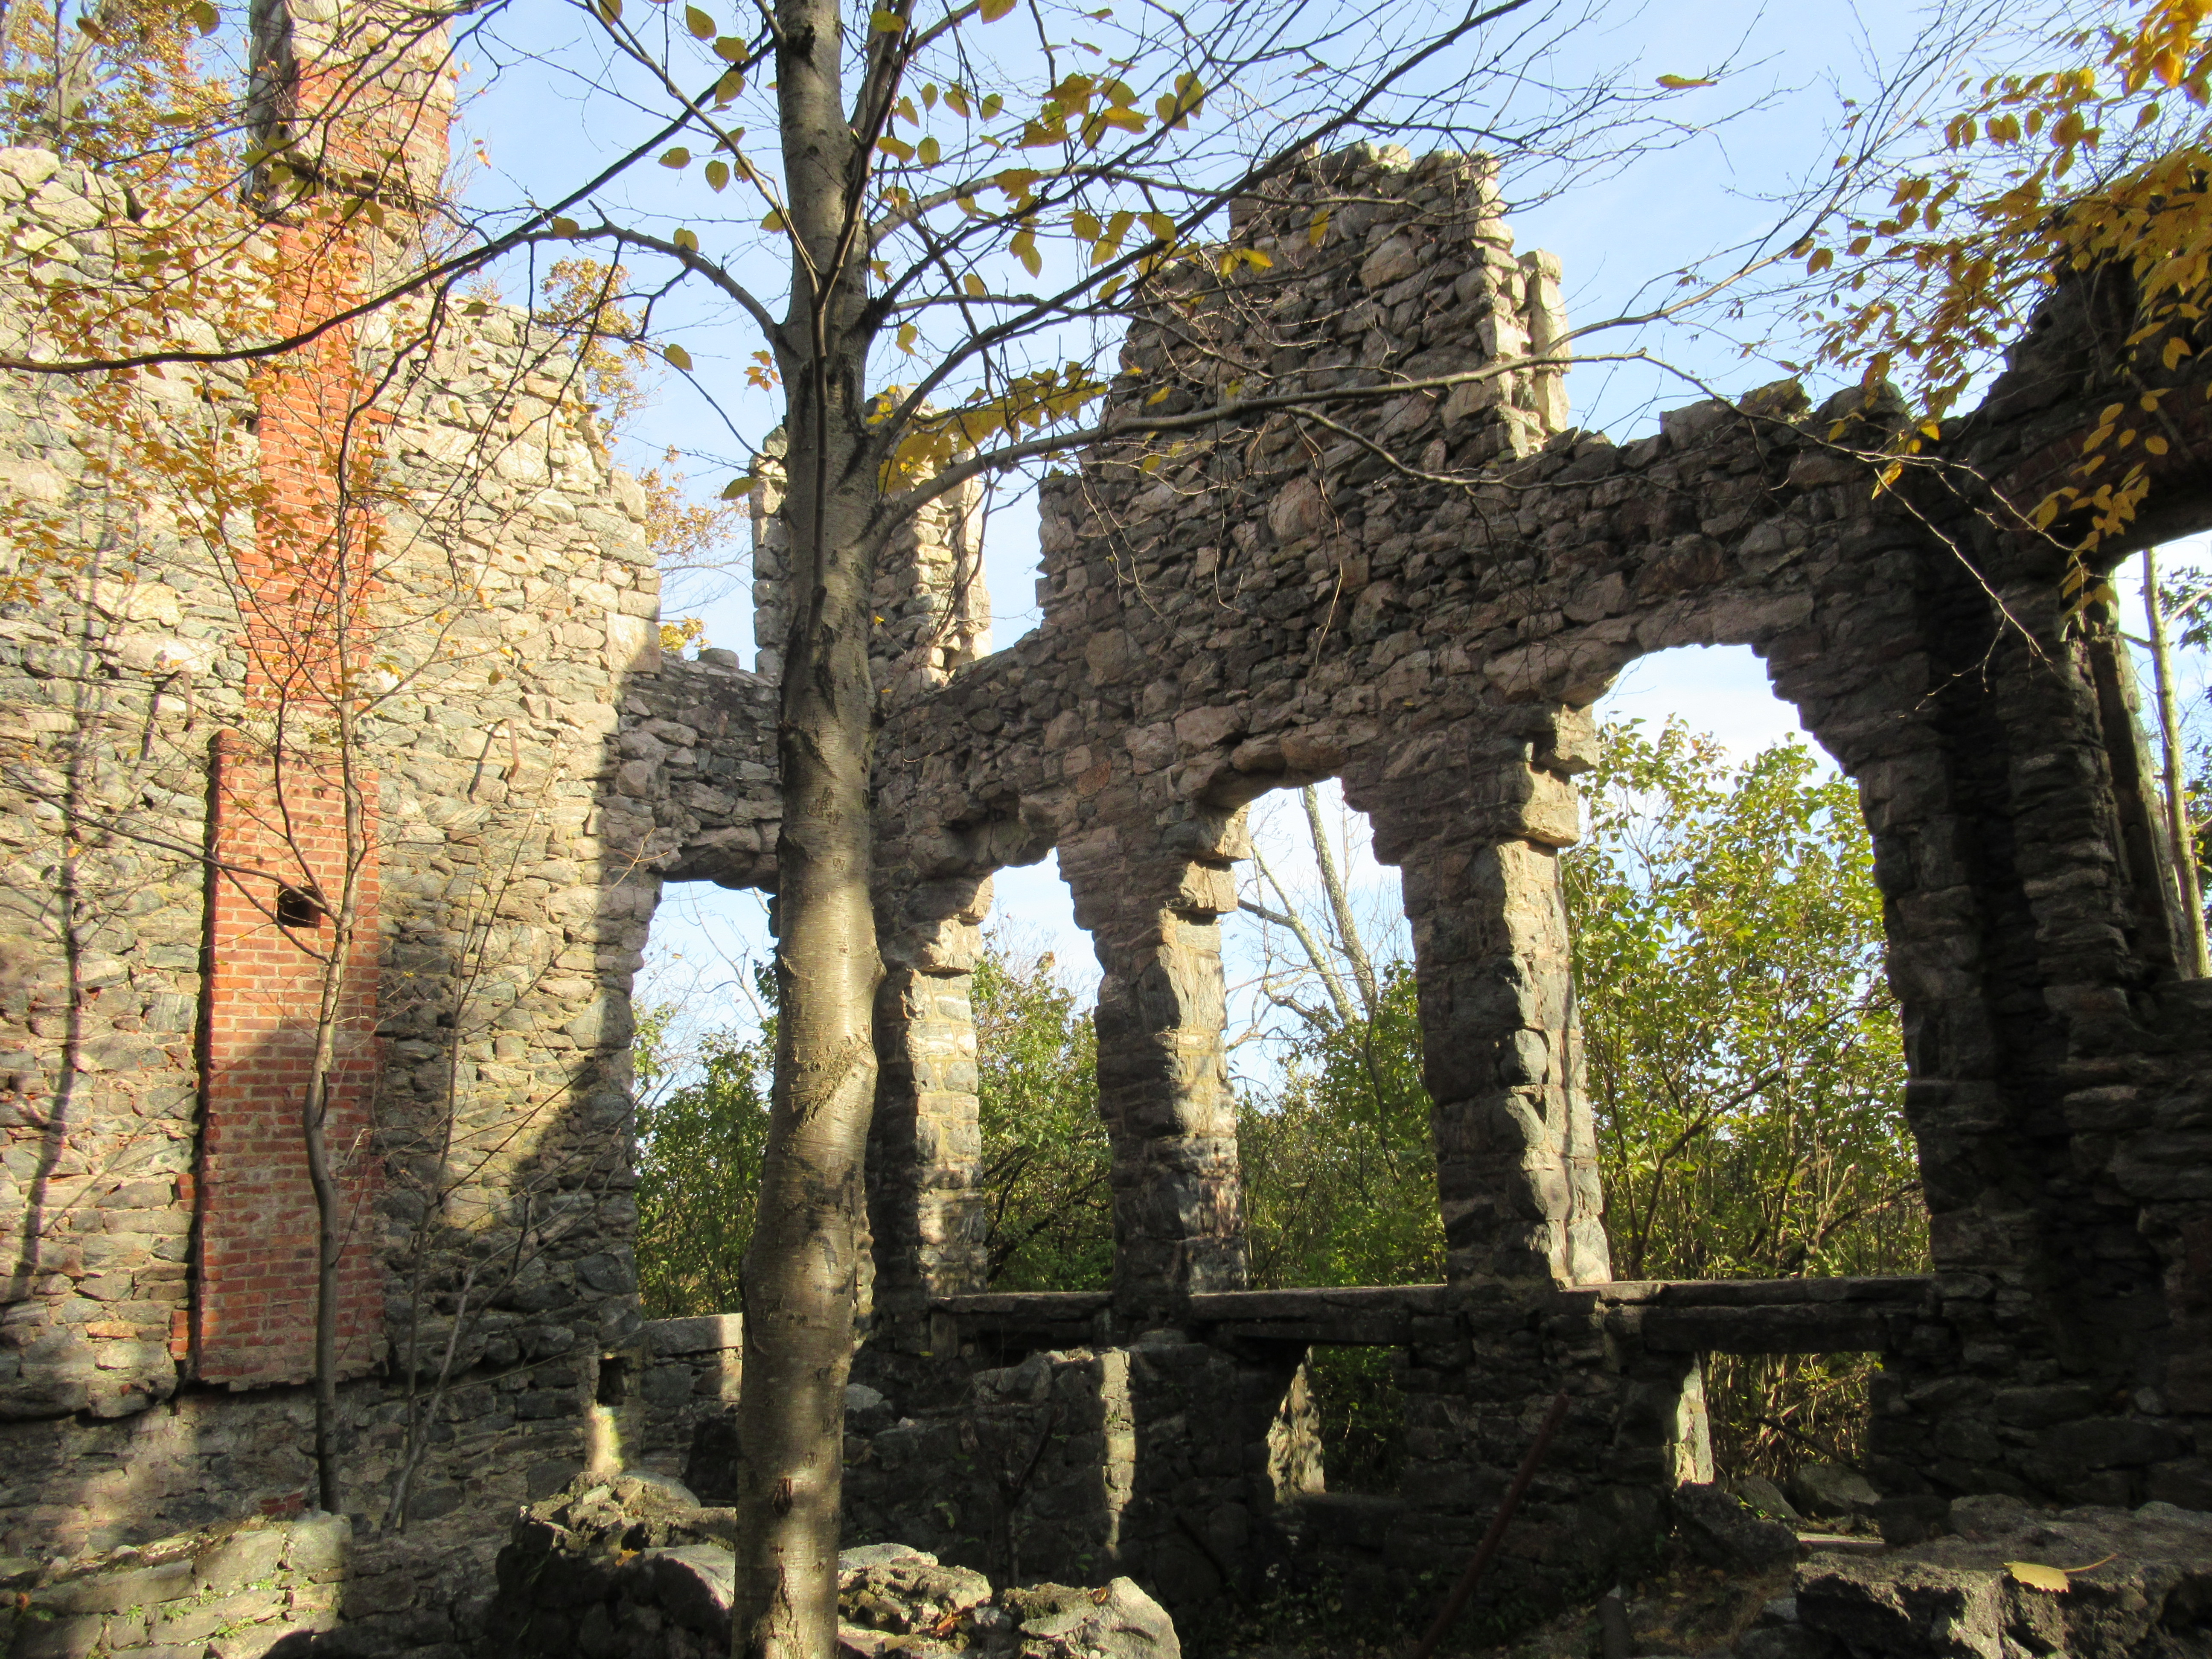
[867,876,991,1340]
[1059,834,1248,1316]
[1358,706,1611,1292]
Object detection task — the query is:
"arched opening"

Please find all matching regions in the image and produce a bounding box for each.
[1225,782,1428,1500]
[1574,643,1921,1496]
[1227,782,1433,1294]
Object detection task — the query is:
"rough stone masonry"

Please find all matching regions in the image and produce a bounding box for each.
[0,0,2210,1648]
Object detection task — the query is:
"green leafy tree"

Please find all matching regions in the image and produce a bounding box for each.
[971,936,1109,1291]
[1238,960,1441,1493]
[1563,720,1923,1476]
[1238,960,1440,1294]
[633,977,776,1318]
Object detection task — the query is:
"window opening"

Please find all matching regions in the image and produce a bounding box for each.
[274,884,324,930]
[973,902,1109,1292]
[1225,784,1436,1292]
[1304,1345,1410,1496]
[1573,644,1921,1483]
[595,1353,631,1407]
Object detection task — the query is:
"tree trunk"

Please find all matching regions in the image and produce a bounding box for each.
[733,469,881,1658]
[2143,547,2208,975]
[733,0,879,1645]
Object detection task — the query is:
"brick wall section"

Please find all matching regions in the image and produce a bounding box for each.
[195,734,382,1386]
[178,4,440,1394]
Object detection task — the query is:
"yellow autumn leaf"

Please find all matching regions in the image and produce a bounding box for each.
[762,207,786,232]
[1072,209,1100,241]
[660,146,691,168]
[897,323,919,354]
[685,5,714,35]
[663,343,693,370]
[869,8,905,29]
[550,216,581,237]
[945,85,971,116]
[917,136,940,166]
[1656,73,1716,88]
[2007,1554,2115,1594]
[672,227,699,251]
[979,0,1015,20]
[1309,208,1330,247]
[963,272,987,297]
[2145,434,2170,455]
[705,159,730,191]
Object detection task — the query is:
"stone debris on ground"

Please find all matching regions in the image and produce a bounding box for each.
[1406,1489,2212,1659]
[477,1474,1179,1659]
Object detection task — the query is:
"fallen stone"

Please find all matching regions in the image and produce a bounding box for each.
[840,1543,939,1572]
[1735,1476,1803,1524]
[482,1474,1184,1659]
[999,1579,1180,1659]
[1674,1483,1802,1574]
[840,1557,994,1635]
[1786,1464,1881,1520]
[1794,1499,2212,1659]
[641,1545,736,1634]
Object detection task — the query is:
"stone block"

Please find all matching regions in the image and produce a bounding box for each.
[194,1526,286,1593]
[33,1557,192,1613]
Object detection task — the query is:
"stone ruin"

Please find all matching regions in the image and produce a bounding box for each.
[2,3,2212,1653]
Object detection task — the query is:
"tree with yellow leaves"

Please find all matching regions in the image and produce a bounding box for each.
[1803,0,2212,598]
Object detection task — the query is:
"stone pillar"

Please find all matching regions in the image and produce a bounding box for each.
[867,876,991,1339]
[1059,835,1247,1316]
[1358,706,1611,1292]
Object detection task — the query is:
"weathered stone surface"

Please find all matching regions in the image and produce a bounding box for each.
[481,1477,1182,1659]
[998,1580,1180,1659]
[1795,1501,2212,1659]
[1788,1464,1883,1520]
[1675,1483,1803,1574]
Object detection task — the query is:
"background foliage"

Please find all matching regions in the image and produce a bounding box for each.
[1565,722,1923,1477]
[633,969,774,1318]
[632,722,1921,1479]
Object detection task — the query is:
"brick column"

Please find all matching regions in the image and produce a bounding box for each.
[195,735,383,1384]
[1356,706,1611,1292]
[867,877,991,1336]
[1059,835,1246,1315]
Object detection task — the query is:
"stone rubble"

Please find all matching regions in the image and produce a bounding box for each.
[479,1476,1179,1659]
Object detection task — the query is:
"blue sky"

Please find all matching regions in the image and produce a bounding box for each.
[454,1,2212,1042]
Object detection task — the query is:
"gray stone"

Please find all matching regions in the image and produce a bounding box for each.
[639,1544,736,1636]
[998,1579,1180,1659]
[1735,1475,1802,1524]
[838,1543,938,1571]
[1674,1482,1802,1574]
[1787,1464,1881,1520]
[1795,1501,2212,1659]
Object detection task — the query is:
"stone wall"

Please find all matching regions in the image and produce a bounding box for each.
[843,140,2212,1620]
[1,1511,352,1659]
[3,21,2212,1650]
[0,122,685,1573]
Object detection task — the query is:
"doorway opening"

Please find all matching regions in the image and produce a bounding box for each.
[630,882,775,1319]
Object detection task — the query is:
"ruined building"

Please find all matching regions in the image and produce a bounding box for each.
[3,1,2211,1652]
